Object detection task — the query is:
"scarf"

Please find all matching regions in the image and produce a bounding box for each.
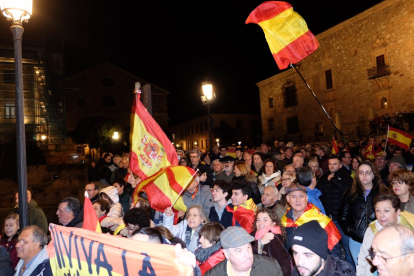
[254,226,282,240]
[195,241,222,263]
[185,223,203,253]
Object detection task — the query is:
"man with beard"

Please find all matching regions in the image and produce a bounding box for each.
[290,221,355,276]
[205,226,283,276]
[216,156,235,183]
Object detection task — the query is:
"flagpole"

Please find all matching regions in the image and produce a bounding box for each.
[384,124,390,152]
[170,169,199,208]
[289,63,347,144]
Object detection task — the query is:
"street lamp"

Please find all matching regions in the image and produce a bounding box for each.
[1,0,33,230]
[201,82,215,155]
[216,138,220,146]
[112,131,119,139]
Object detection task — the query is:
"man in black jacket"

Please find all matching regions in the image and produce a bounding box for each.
[189,150,213,187]
[290,221,355,276]
[317,155,354,266]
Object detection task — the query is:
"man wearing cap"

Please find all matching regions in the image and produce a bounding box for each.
[189,149,213,187]
[290,221,355,276]
[205,226,283,276]
[281,184,342,258]
[216,156,235,183]
[389,155,406,174]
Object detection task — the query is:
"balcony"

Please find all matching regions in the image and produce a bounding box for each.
[367,65,390,79]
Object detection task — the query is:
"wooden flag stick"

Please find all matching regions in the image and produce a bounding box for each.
[170,169,199,208]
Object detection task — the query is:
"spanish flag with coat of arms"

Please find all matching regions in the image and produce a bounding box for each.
[129,92,178,180]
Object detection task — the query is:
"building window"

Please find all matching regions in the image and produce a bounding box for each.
[201,140,204,149]
[284,84,297,108]
[268,118,275,131]
[268,97,274,108]
[188,142,191,150]
[315,123,323,136]
[325,70,333,90]
[206,139,208,149]
[5,103,15,119]
[102,96,115,106]
[287,116,299,134]
[205,121,208,131]
[381,97,388,109]
[78,97,85,108]
[191,126,194,134]
[4,69,14,83]
[200,123,203,132]
[376,55,385,70]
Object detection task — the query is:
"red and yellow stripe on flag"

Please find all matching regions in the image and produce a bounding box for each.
[47,224,194,275]
[226,149,237,158]
[332,137,339,155]
[226,198,257,233]
[130,93,178,180]
[388,127,413,151]
[82,196,101,233]
[246,1,319,70]
[132,165,196,213]
[281,203,341,250]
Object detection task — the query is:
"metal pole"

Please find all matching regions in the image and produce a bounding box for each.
[208,103,212,155]
[11,24,29,229]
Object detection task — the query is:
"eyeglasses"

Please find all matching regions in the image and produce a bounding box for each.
[391,181,406,186]
[358,170,373,176]
[367,249,411,264]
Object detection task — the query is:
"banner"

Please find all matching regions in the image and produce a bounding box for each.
[48,224,193,276]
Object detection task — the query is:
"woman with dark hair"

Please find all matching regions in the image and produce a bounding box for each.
[232,162,261,204]
[180,156,190,167]
[252,208,291,276]
[388,168,414,213]
[0,213,19,268]
[195,222,225,275]
[338,160,388,266]
[251,153,265,175]
[258,159,281,194]
[351,155,364,178]
[357,193,412,276]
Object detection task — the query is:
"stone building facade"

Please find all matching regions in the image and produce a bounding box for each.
[258,0,414,143]
[66,62,169,133]
[170,113,261,151]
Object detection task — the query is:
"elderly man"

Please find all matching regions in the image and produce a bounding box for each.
[389,156,406,174]
[182,174,213,216]
[205,226,283,276]
[283,164,296,176]
[281,184,342,257]
[216,156,235,183]
[292,154,304,169]
[189,149,213,187]
[260,144,270,160]
[371,224,414,276]
[14,225,52,276]
[13,190,48,234]
[261,186,286,219]
[84,182,99,203]
[290,221,355,276]
[56,197,83,228]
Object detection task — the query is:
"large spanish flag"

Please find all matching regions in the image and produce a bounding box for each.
[82,195,101,233]
[130,93,178,180]
[132,165,196,213]
[246,1,319,70]
[388,126,413,151]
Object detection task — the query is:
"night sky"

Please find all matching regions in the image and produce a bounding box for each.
[1,0,383,125]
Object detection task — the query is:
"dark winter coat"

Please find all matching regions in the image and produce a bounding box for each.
[209,205,233,229]
[317,167,353,221]
[337,186,379,243]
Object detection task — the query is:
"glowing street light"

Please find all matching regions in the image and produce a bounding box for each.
[1,0,33,230]
[201,82,216,155]
[112,131,119,139]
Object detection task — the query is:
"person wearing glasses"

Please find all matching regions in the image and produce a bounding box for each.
[357,193,412,276]
[388,168,414,213]
[338,161,388,267]
[370,224,414,276]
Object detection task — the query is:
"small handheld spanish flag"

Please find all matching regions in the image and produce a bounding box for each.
[332,137,339,155]
[246,1,319,70]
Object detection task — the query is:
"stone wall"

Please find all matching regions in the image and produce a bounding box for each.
[258,0,414,142]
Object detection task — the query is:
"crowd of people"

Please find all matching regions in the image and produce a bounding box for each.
[2,136,414,276]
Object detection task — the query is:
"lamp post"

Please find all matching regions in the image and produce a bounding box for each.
[1,0,33,229]
[201,83,215,155]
